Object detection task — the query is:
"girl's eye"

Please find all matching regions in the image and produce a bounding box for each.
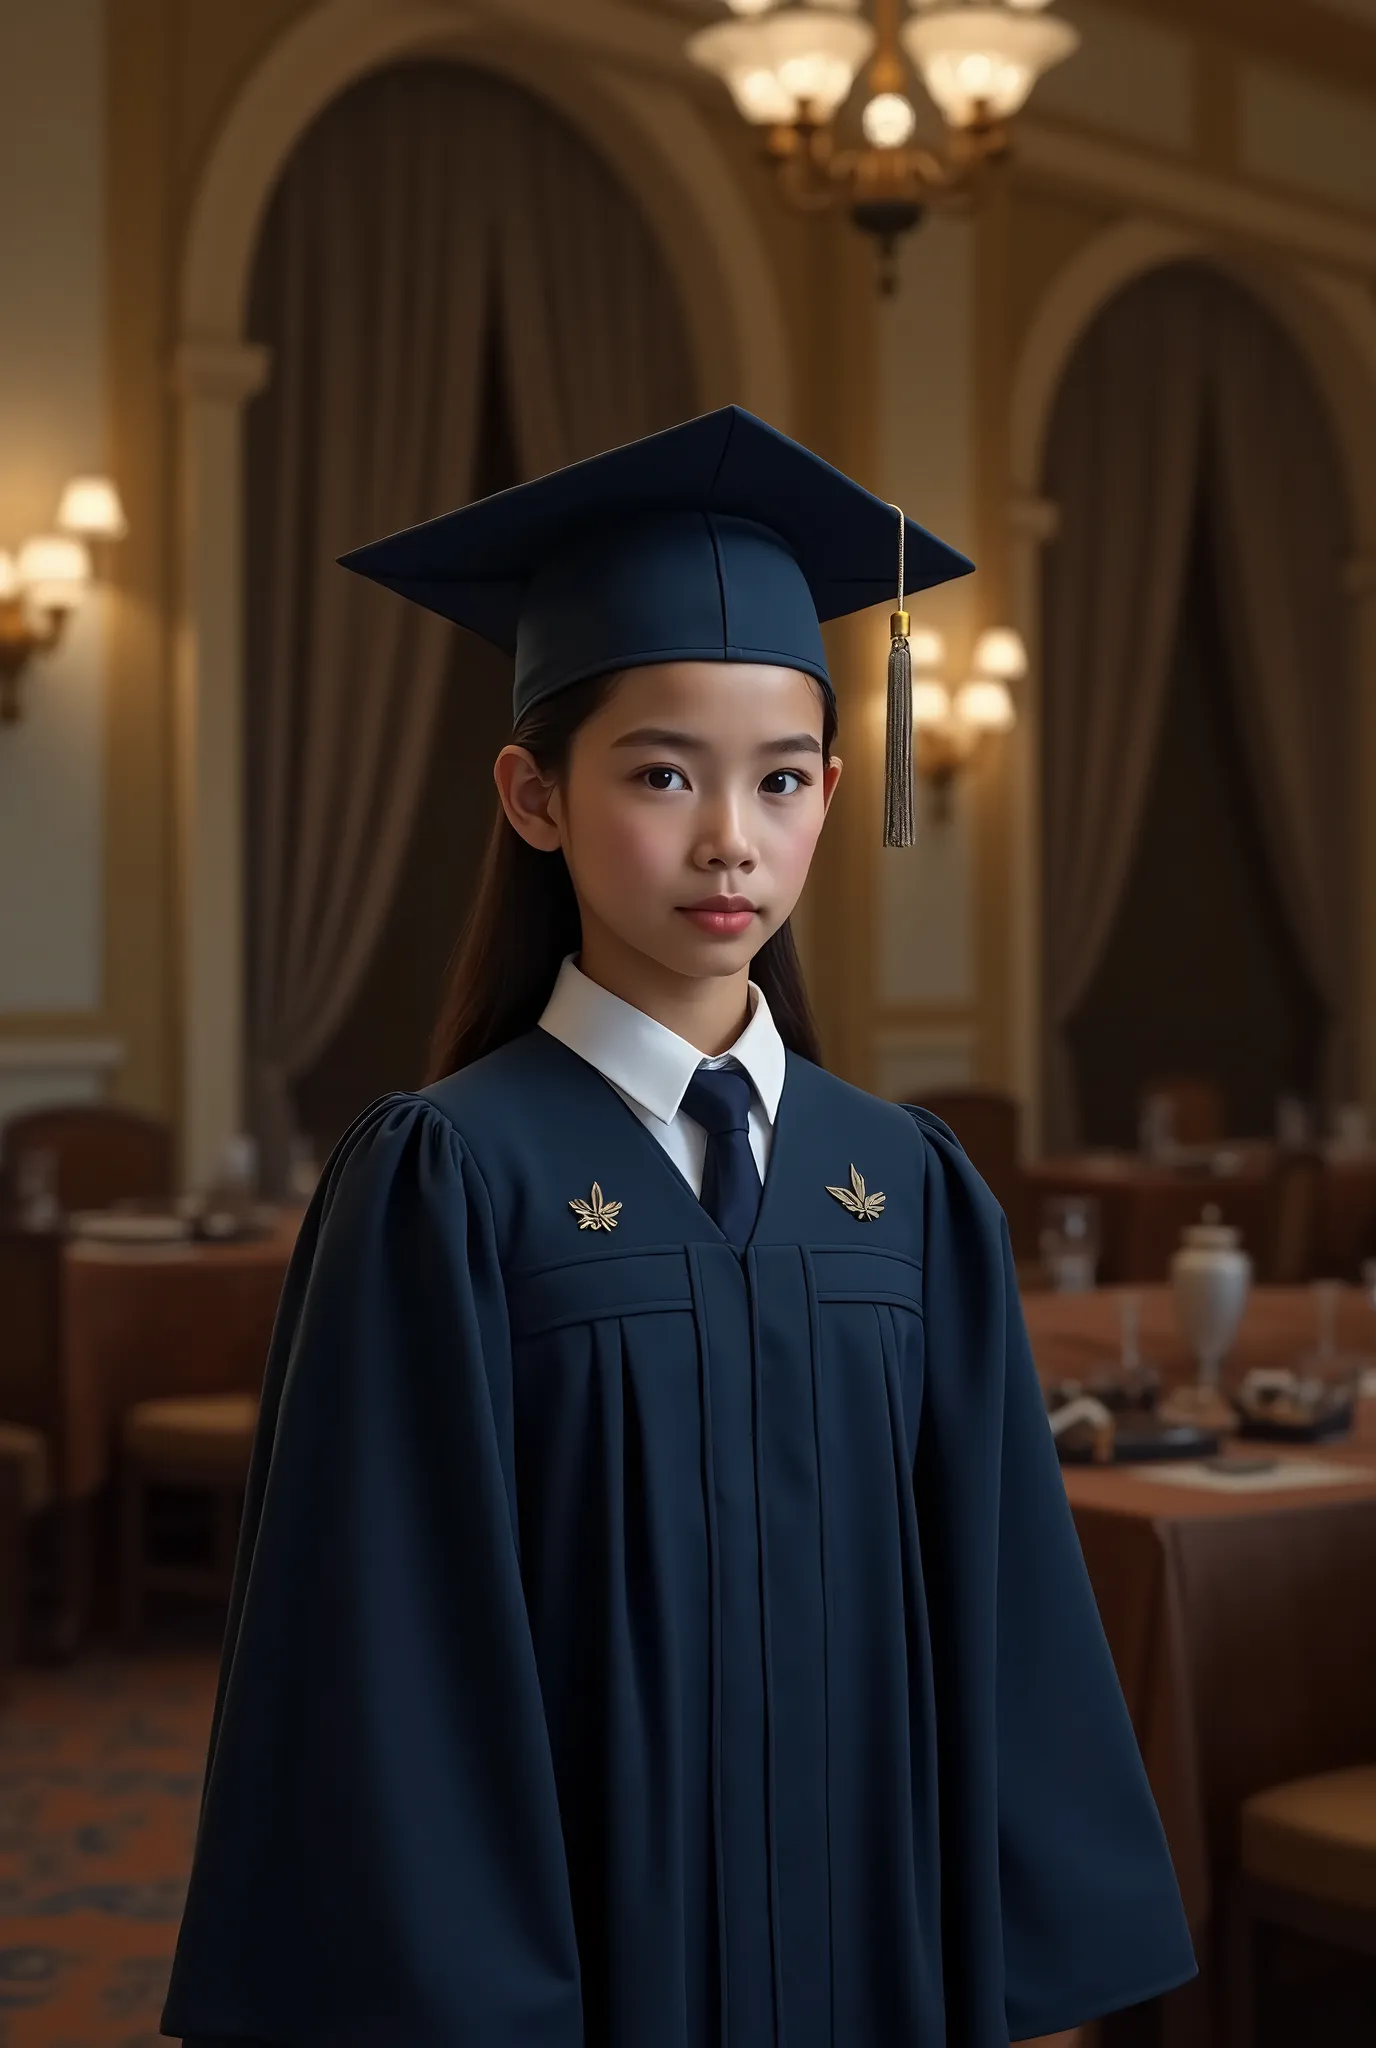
[761,769,806,796]
[641,765,688,792]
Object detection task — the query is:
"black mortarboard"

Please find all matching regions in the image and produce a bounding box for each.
[338,405,973,844]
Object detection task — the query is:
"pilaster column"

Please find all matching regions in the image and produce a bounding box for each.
[171,337,271,1190]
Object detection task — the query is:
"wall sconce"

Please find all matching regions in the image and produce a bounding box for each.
[910,624,1024,819]
[0,475,127,724]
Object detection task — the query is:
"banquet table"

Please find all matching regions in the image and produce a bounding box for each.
[1023,1284,1376,2047]
[1028,1146,1376,1287]
[1025,1150,1285,1284]
[57,1208,302,1499]
[20,1208,302,1650]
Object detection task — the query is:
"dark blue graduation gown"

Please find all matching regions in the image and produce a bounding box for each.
[160,1030,1196,2047]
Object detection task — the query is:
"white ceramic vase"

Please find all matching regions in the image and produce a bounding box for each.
[1170,1206,1252,1391]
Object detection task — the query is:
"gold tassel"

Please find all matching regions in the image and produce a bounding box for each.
[883,505,915,847]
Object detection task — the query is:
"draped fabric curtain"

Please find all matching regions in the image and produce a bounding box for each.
[1040,273,1211,1146]
[245,65,695,1192]
[1208,293,1356,1108]
[1040,263,1354,1147]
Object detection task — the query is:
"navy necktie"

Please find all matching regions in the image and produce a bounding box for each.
[682,1063,762,1248]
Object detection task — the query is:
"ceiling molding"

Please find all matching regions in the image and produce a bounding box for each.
[1103,0,1376,99]
[1016,117,1376,274]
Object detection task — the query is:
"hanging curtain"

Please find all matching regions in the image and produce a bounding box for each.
[1206,285,1356,1108]
[1039,271,1211,1147]
[492,92,696,473]
[1040,263,1354,1147]
[244,64,695,1193]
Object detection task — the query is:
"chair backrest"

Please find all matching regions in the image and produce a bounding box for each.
[0,1104,174,1214]
[911,1089,1029,1250]
[1140,1076,1225,1147]
[916,1089,1020,1174]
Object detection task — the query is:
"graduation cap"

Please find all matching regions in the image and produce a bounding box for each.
[338,404,973,846]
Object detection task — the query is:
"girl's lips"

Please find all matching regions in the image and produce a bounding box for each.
[678,906,757,936]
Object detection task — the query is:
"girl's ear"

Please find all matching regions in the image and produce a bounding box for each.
[820,754,843,816]
[494,745,564,851]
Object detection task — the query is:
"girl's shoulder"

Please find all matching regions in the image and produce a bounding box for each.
[419,1029,566,1139]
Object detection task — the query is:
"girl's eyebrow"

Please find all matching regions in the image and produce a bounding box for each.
[611,726,822,757]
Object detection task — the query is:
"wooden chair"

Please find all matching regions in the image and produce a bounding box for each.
[1139,1076,1225,1148]
[118,1393,258,1640]
[1,1102,174,1214]
[1224,1764,1376,2046]
[911,1089,1031,1254]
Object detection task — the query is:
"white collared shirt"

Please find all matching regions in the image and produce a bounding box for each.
[537,953,786,1198]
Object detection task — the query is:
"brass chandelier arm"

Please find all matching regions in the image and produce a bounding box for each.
[688,0,1079,290]
[830,142,962,198]
[766,129,1003,217]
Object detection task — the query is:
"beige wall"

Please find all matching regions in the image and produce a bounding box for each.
[0,0,111,1105]
[6,0,1376,1163]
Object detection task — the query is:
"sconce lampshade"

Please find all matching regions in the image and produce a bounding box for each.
[953,676,1017,731]
[17,534,92,613]
[971,625,1028,680]
[56,475,129,541]
[908,623,948,672]
[912,677,954,728]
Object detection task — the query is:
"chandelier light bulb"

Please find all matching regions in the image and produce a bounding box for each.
[862,91,918,147]
[740,66,801,120]
[690,8,875,125]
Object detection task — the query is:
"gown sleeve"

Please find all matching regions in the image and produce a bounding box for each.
[159,1093,583,2048]
[902,1106,1198,2044]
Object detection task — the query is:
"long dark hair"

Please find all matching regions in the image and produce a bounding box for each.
[425,668,835,1080]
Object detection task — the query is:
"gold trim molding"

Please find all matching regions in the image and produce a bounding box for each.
[0,1012,120,1041]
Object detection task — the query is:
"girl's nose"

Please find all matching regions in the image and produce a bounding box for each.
[696,799,756,872]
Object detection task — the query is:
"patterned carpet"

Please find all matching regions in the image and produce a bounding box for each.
[2,1626,1373,2048]
[0,1638,219,2048]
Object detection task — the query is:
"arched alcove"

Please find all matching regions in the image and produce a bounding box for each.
[172,0,792,1187]
[1003,220,1376,1149]
[242,56,699,1173]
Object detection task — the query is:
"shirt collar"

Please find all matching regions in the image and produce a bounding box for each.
[538,954,787,1129]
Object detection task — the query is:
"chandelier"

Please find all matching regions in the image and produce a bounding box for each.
[687,0,1080,291]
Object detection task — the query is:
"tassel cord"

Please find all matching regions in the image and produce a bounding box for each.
[883,628,915,848]
[883,502,915,848]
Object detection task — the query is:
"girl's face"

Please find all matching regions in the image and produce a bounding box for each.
[497,661,842,988]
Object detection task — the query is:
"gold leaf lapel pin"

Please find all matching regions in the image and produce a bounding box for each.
[826,1163,886,1222]
[569,1181,622,1232]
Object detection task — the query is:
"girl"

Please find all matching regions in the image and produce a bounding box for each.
[162,408,1195,2048]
